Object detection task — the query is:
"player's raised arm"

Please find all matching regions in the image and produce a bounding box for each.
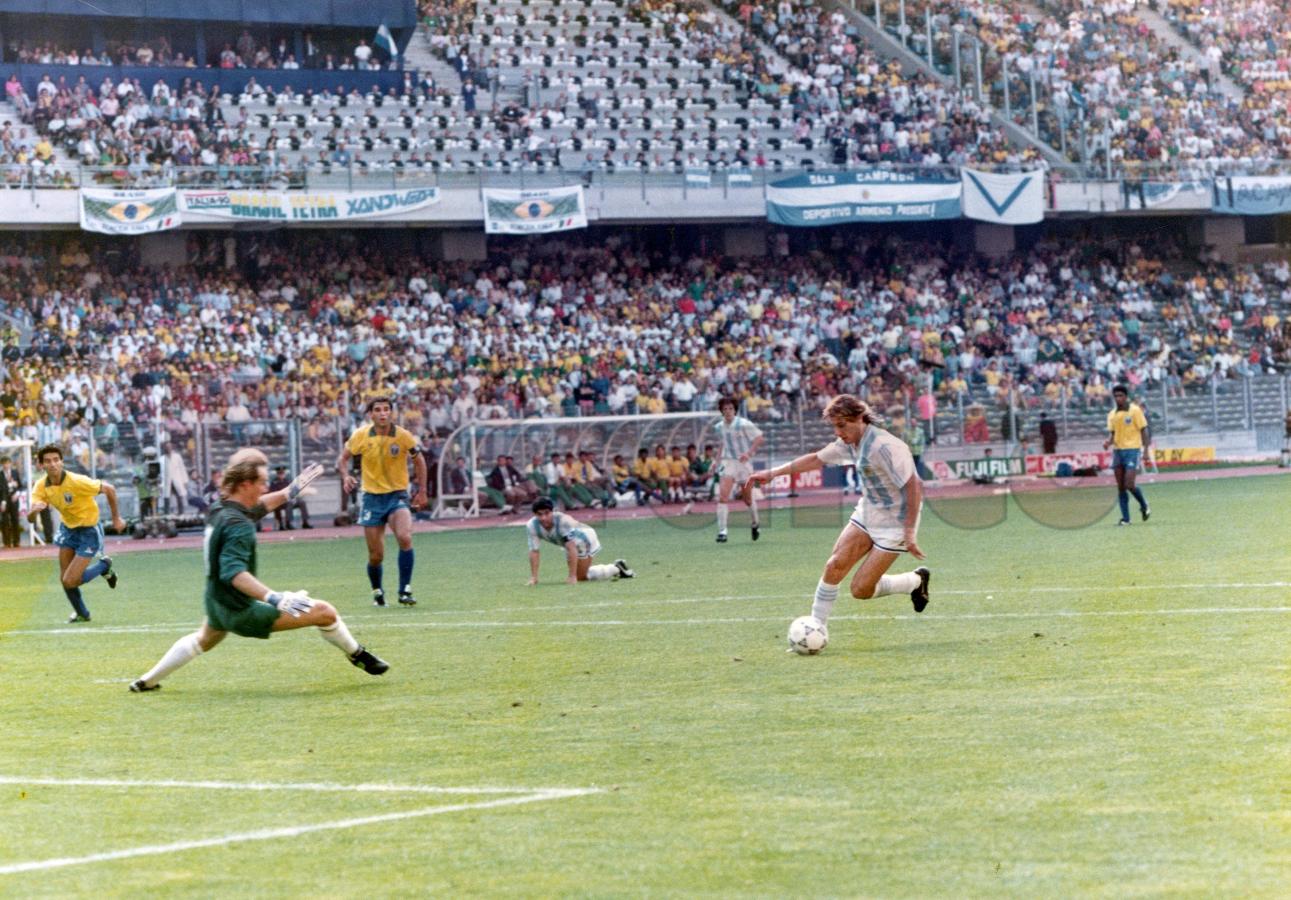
[260,463,325,513]
[748,450,826,486]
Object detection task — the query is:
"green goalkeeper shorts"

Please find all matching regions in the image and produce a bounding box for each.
[205,598,280,640]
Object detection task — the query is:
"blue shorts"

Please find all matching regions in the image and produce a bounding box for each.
[1112,449,1141,470]
[55,523,104,559]
[359,490,410,527]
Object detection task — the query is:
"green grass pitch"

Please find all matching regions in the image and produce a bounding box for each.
[0,475,1288,896]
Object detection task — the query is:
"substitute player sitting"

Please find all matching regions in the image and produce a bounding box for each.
[129,456,387,692]
[339,395,428,606]
[525,498,634,585]
[747,395,930,632]
[28,444,125,623]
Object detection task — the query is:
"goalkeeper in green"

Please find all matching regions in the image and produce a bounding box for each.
[129,451,387,692]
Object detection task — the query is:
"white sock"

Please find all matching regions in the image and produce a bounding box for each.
[319,616,360,655]
[587,564,617,581]
[749,496,759,525]
[812,578,840,623]
[873,571,920,597]
[717,503,729,533]
[138,631,203,687]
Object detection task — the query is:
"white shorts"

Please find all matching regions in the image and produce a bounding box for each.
[566,526,601,559]
[718,460,753,485]
[848,500,920,553]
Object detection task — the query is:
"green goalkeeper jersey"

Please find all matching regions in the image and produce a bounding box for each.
[203,500,259,614]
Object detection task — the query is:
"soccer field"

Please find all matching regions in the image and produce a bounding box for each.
[1,474,1289,896]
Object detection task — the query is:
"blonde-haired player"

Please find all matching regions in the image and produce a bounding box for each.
[338,395,428,606]
[747,395,930,643]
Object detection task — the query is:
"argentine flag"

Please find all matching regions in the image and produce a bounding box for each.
[375,23,397,58]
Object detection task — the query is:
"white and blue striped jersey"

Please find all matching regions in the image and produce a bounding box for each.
[713,415,763,460]
[526,512,592,551]
[816,426,917,530]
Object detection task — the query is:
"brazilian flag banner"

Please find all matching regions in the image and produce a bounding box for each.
[80,188,181,235]
[483,185,587,235]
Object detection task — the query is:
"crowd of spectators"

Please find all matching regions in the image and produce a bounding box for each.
[5,0,1291,178]
[6,31,396,73]
[1163,0,1291,165]
[723,0,1036,167]
[1,229,1288,477]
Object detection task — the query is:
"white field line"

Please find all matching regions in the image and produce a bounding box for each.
[12,605,1291,640]
[0,788,597,876]
[5,581,1291,638]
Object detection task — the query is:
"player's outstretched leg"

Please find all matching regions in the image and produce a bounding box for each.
[910,567,931,613]
[586,563,620,581]
[298,599,389,675]
[1131,487,1149,520]
[397,548,416,605]
[81,555,115,589]
[63,587,91,623]
[812,578,840,623]
[614,559,635,579]
[131,626,225,692]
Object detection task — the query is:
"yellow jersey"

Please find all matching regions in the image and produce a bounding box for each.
[345,424,419,494]
[33,471,103,528]
[1107,403,1148,450]
[668,457,689,478]
[647,457,672,479]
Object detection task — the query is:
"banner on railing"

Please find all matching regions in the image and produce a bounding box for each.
[765,170,961,226]
[180,188,440,221]
[930,456,1025,481]
[1152,446,1215,465]
[1211,176,1291,215]
[79,188,181,235]
[1122,180,1211,211]
[483,185,587,234]
[961,168,1044,225]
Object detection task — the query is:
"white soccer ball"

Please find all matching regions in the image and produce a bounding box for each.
[787,615,828,655]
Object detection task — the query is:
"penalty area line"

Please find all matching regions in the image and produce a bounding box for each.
[0,788,598,876]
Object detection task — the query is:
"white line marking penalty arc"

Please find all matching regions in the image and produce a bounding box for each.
[0,788,598,876]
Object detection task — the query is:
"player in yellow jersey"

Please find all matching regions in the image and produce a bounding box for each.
[27,444,125,623]
[1103,384,1151,526]
[338,396,428,606]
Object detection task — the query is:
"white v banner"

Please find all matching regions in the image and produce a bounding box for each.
[961,169,1045,225]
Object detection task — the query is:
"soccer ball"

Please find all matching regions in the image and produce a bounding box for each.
[787,616,828,655]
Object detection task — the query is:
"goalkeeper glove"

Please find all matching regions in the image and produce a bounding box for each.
[265,590,315,617]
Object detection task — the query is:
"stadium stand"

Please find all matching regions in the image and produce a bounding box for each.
[1,230,1288,461]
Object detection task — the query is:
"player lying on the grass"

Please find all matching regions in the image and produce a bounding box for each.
[129,456,387,693]
[526,497,635,585]
[746,394,930,628]
[27,444,126,623]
